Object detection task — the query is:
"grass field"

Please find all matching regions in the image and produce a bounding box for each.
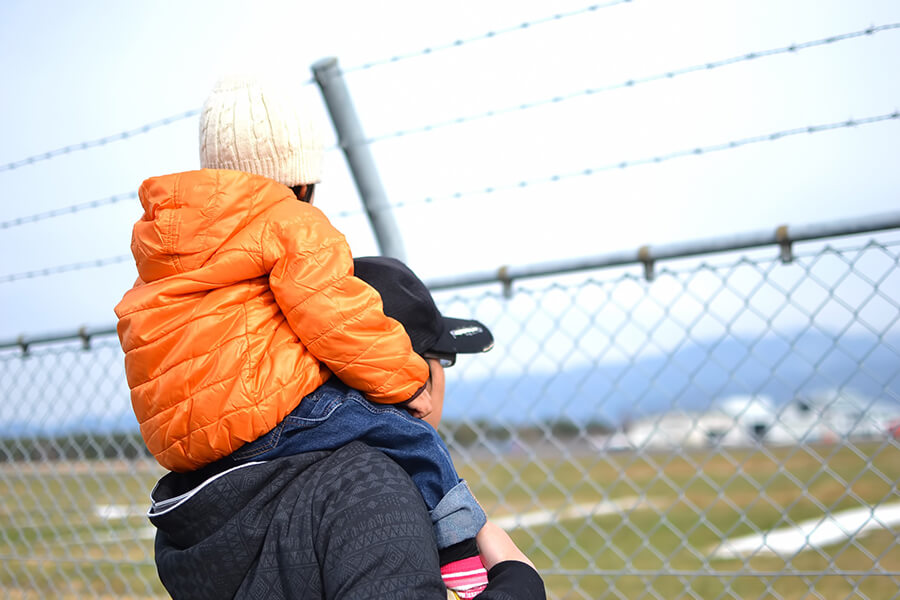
[458,439,900,600]
[2,440,899,599]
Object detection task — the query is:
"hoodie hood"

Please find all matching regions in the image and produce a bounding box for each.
[132,169,290,282]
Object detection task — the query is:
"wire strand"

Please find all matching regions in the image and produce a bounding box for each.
[0,255,132,284]
[358,23,900,147]
[341,0,635,75]
[0,110,201,174]
[0,193,138,230]
[359,110,900,215]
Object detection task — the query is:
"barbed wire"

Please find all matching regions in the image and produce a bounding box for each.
[355,110,900,216]
[0,255,132,284]
[0,2,630,176]
[1,110,896,283]
[0,193,138,230]
[0,110,201,174]
[341,0,635,75]
[358,23,900,147]
[3,10,891,189]
[10,21,895,231]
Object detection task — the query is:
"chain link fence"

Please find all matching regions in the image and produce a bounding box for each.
[2,226,899,599]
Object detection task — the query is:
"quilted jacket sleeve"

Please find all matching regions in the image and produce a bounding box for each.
[262,200,428,404]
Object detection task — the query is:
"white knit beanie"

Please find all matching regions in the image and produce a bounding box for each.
[199,76,324,186]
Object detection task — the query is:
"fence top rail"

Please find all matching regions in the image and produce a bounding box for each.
[0,325,117,352]
[2,211,898,352]
[425,210,900,290]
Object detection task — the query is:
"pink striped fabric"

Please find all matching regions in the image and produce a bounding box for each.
[441,555,488,599]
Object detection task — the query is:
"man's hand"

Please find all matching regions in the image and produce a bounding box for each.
[476,521,535,570]
[403,387,433,421]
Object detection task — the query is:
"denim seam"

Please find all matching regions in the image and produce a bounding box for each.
[232,388,345,460]
[231,419,287,460]
[283,396,342,425]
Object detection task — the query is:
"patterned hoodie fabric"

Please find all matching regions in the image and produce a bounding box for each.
[149,442,546,600]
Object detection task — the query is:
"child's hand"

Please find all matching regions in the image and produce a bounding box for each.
[403,387,434,423]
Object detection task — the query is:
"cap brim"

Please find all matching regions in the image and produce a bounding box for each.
[431,317,494,354]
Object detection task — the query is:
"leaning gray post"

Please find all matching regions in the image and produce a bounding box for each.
[311,57,406,261]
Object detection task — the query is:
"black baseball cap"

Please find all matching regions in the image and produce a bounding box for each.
[353,256,494,358]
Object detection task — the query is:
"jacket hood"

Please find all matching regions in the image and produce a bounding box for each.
[132,169,290,282]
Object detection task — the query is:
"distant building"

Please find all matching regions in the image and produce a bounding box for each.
[621,411,750,449]
[794,389,900,442]
[614,390,900,449]
[718,394,821,445]
[718,395,779,441]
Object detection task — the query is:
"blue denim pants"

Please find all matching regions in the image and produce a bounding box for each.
[229,378,486,549]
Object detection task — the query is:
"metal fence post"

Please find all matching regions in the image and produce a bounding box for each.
[311,57,406,261]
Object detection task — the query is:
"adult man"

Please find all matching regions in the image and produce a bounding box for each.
[147,257,545,599]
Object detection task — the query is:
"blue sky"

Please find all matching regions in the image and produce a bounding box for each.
[1,0,898,341]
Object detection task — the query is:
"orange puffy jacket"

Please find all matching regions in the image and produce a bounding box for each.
[115,169,428,472]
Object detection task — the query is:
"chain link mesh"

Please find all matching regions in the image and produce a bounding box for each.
[2,232,899,599]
